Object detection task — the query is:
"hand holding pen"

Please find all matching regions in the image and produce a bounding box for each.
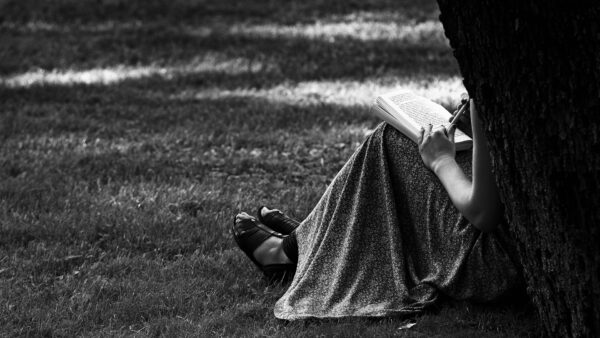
[448,93,472,137]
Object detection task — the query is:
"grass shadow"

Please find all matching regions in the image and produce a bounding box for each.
[1,0,439,25]
[1,27,457,78]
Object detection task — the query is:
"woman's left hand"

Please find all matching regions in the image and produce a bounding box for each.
[418,124,456,172]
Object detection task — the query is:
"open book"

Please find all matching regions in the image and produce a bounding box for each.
[373,90,472,151]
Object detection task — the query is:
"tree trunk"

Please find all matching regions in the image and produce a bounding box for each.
[436,1,600,336]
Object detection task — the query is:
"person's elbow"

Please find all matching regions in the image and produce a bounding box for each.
[466,194,503,233]
[471,213,502,233]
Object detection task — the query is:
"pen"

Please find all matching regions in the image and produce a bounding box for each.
[449,102,469,128]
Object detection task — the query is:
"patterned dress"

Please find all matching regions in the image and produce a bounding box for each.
[274,123,523,320]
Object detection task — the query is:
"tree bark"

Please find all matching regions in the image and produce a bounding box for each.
[436,1,600,336]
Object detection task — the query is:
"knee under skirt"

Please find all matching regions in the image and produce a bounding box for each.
[274,123,523,320]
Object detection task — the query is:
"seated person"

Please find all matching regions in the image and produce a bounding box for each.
[232,100,523,319]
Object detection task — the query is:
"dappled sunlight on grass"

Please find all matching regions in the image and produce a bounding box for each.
[2,67,159,86]
[4,11,446,45]
[174,76,466,108]
[0,0,539,335]
[0,54,269,87]
[0,20,144,33]
[192,19,446,45]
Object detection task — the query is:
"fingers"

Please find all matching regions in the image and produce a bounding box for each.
[460,92,469,105]
[419,125,433,151]
[424,123,457,142]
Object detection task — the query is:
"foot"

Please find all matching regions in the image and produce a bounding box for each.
[259,206,278,219]
[234,212,292,266]
[257,206,300,234]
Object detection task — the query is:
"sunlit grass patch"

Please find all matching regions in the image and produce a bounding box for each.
[174,76,466,108]
[3,11,446,45]
[192,19,447,45]
[0,53,270,87]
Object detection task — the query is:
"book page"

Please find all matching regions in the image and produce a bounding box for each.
[391,97,449,128]
[371,105,419,142]
[374,90,472,150]
[387,93,469,141]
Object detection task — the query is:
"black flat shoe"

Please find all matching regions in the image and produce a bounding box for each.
[256,206,300,235]
[231,215,296,284]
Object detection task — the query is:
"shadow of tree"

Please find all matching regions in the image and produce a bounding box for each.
[1,26,457,77]
[1,79,463,138]
[0,0,440,24]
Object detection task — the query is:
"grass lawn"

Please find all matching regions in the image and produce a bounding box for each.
[0,0,539,336]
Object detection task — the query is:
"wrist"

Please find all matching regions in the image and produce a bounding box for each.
[431,155,457,175]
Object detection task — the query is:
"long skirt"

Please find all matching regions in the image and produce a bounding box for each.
[274,123,523,320]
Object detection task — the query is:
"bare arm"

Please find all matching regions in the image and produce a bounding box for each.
[418,101,502,232]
